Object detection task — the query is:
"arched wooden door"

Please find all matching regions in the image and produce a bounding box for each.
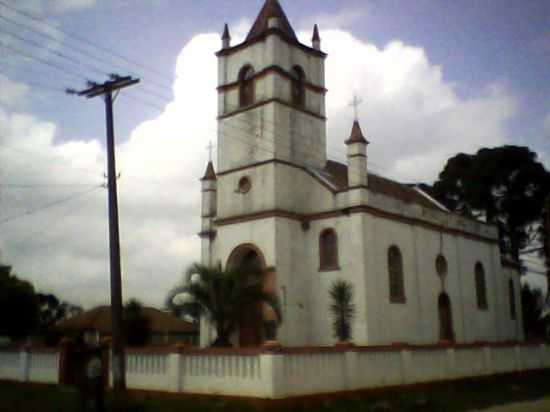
[227,245,265,347]
[438,292,455,342]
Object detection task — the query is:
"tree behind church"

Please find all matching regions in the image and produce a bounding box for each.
[431,145,550,262]
[167,262,282,347]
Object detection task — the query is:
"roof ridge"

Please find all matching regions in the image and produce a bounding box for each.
[246,0,297,42]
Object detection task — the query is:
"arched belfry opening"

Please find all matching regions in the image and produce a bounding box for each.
[438,292,455,342]
[227,244,268,347]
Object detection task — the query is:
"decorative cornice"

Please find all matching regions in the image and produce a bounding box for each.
[198,230,217,240]
[218,97,326,121]
[217,159,337,194]
[217,65,327,95]
[216,28,327,59]
[215,206,498,245]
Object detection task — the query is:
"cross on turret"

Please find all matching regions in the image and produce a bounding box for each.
[348,94,363,121]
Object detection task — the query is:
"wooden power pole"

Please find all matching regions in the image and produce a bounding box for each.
[68,75,139,393]
[545,194,550,303]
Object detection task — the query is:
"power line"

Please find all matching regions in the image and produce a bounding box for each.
[0,41,84,82]
[0,183,101,188]
[2,186,103,253]
[0,18,171,103]
[0,185,102,225]
[0,68,64,92]
[0,1,173,89]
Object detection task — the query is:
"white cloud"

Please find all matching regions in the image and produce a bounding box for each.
[301,7,368,30]
[0,27,524,309]
[0,75,29,109]
[48,0,96,12]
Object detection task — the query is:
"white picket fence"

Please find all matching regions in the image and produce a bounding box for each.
[1,343,549,399]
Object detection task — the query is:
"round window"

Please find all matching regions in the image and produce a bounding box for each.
[238,176,251,193]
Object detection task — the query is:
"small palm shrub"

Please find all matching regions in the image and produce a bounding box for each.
[329,279,355,342]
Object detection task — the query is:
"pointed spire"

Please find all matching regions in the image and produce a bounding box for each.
[222,23,231,49]
[312,24,321,50]
[246,0,297,42]
[201,161,216,181]
[345,121,369,145]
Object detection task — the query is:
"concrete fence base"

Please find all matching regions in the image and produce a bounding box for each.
[1,342,549,399]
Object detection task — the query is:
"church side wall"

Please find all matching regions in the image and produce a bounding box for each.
[363,211,521,345]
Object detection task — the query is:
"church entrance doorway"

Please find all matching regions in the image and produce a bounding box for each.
[438,292,455,342]
[227,244,266,347]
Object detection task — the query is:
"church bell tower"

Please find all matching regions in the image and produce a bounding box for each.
[216,0,327,172]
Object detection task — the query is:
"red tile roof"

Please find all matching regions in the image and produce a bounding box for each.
[323,160,441,210]
[54,305,196,334]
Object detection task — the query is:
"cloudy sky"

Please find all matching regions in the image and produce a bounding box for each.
[0,0,549,308]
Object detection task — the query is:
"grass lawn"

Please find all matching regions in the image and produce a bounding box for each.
[1,370,550,412]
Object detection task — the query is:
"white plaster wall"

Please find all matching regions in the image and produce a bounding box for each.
[0,351,20,380]
[216,163,276,218]
[27,352,59,384]
[218,33,326,172]
[125,353,174,391]
[179,354,266,397]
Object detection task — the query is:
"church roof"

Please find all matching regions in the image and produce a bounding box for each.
[323,160,442,210]
[246,0,298,42]
[345,121,369,145]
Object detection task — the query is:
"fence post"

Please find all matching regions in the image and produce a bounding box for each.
[446,347,456,379]
[19,348,30,382]
[400,349,413,384]
[344,350,359,391]
[168,352,182,392]
[482,346,493,375]
[259,352,284,399]
[514,345,522,371]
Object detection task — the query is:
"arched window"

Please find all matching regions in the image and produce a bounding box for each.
[388,246,405,303]
[239,65,255,107]
[435,255,448,278]
[438,292,455,342]
[509,279,517,320]
[290,66,305,108]
[475,262,488,310]
[319,229,339,270]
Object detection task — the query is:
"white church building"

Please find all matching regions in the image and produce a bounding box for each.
[199,0,524,348]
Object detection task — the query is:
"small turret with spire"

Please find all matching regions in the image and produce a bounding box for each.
[312,24,321,50]
[200,159,217,263]
[345,120,369,187]
[222,23,231,49]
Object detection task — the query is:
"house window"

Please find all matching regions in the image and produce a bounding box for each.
[475,262,488,310]
[239,65,255,107]
[319,229,339,270]
[435,254,447,278]
[388,246,405,303]
[291,66,305,108]
[509,279,517,320]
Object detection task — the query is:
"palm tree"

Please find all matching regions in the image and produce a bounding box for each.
[329,279,355,342]
[166,262,282,347]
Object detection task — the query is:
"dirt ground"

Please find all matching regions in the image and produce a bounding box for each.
[473,398,550,411]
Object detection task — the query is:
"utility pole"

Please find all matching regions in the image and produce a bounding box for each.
[545,194,550,303]
[68,75,139,393]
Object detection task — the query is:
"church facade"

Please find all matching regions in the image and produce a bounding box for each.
[199,0,524,348]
